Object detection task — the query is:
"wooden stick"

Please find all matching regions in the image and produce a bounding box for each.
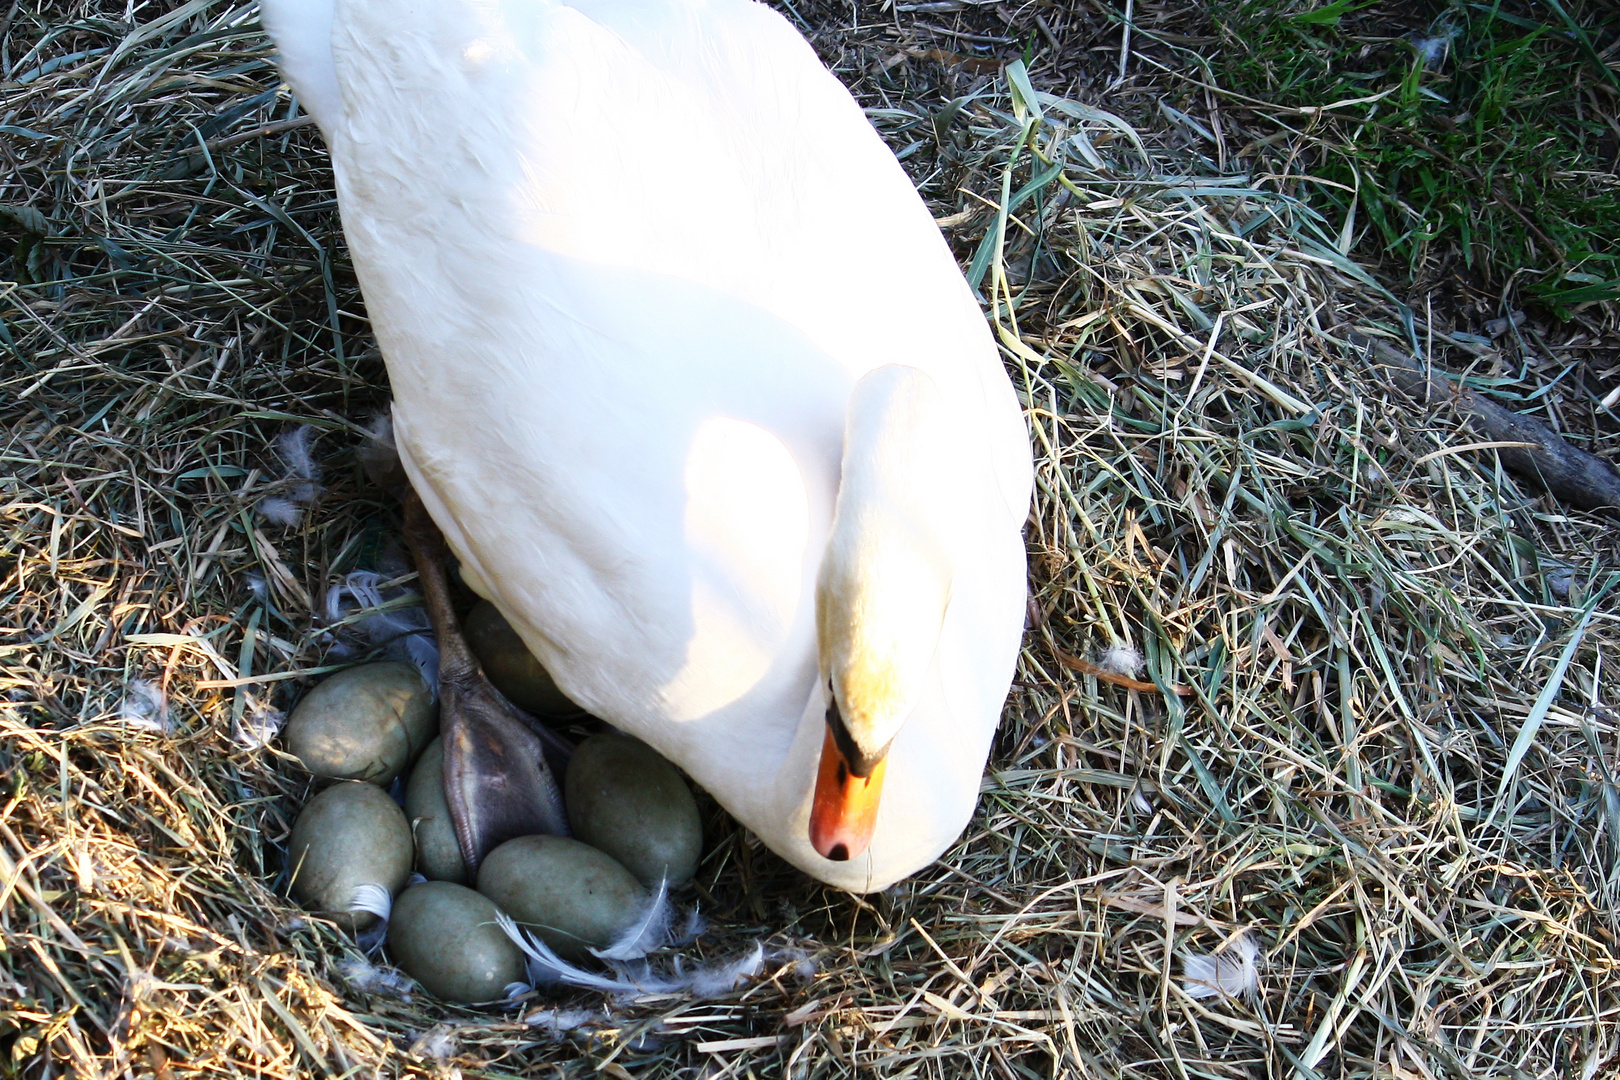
[1029,599,1194,696]
[1349,332,1620,515]
[1050,645,1195,697]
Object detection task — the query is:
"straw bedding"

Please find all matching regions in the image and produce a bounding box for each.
[2,2,1617,1077]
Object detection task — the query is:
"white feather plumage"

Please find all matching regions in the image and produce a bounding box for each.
[521,1007,606,1040]
[117,679,169,734]
[256,496,307,528]
[1098,644,1145,677]
[339,958,415,998]
[232,701,285,750]
[276,425,320,483]
[348,883,393,922]
[589,881,673,961]
[349,882,393,953]
[1181,932,1260,1000]
[323,570,439,692]
[258,425,323,526]
[497,909,765,999]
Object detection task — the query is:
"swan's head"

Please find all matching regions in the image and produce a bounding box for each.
[809,365,954,863]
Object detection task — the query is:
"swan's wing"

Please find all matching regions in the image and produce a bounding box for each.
[258,0,343,135]
[321,0,1024,429]
[335,0,1026,517]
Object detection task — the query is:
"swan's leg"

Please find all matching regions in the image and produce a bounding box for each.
[402,491,570,875]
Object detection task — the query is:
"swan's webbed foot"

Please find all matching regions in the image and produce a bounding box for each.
[402,490,570,876]
[439,668,570,873]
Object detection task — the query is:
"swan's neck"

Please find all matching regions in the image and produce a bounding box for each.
[815,365,955,768]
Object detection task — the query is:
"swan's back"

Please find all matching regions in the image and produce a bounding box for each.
[260,0,1033,890]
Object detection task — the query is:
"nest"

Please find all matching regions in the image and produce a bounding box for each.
[2,2,1617,1078]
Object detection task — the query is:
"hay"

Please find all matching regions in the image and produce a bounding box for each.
[2,1,1617,1078]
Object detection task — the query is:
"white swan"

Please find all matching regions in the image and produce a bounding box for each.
[261,0,1032,892]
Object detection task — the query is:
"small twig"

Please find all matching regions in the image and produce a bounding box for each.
[1114,0,1134,86]
[1029,599,1194,696]
[147,1045,178,1080]
[206,115,317,152]
[1050,646,1195,697]
[158,116,319,180]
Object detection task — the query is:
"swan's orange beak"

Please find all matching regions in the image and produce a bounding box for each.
[809,726,887,861]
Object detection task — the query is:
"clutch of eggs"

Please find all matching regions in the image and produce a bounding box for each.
[283,607,705,1002]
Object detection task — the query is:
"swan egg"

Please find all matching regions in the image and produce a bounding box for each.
[403,736,467,884]
[283,662,437,784]
[288,781,413,930]
[387,882,526,1003]
[476,835,647,962]
[463,602,577,717]
[566,733,703,888]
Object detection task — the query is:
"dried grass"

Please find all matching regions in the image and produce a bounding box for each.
[2,2,1617,1079]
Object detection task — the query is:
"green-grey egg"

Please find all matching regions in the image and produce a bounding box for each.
[476,835,647,962]
[463,601,576,717]
[283,662,437,784]
[565,733,702,888]
[288,781,413,929]
[388,882,525,1003]
[404,737,466,883]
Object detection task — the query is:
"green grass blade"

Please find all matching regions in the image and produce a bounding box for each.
[1493,574,1620,810]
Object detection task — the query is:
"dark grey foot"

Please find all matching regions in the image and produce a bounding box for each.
[440,671,570,874]
[403,490,571,875]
